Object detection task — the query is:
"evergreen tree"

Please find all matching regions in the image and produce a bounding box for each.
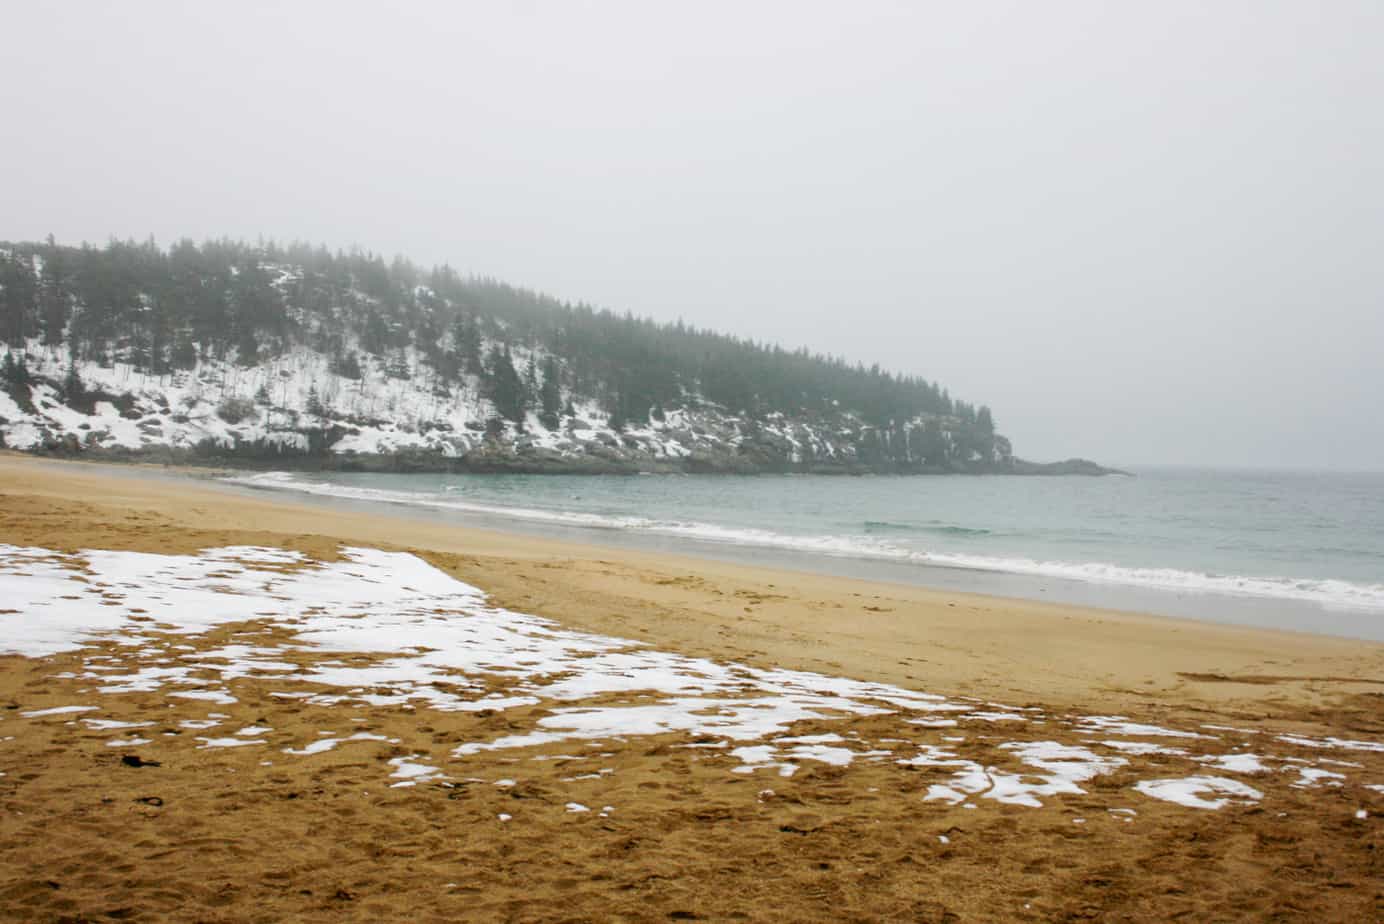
[63,364,85,405]
[452,312,482,374]
[977,405,994,433]
[332,351,363,380]
[386,349,411,379]
[39,237,72,346]
[607,395,627,432]
[361,310,389,356]
[483,345,526,423]
[918,418,948,468]
[306,385,326,420]
[2,352,35,414]
[236,327,260,367]
[974,405,996,464]
[0,252,37,347]
[170,331,198,370]
[538,355,562,429]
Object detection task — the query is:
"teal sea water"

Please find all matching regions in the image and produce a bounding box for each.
[229,468,1384,639]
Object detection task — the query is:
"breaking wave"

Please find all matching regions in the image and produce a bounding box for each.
[227,472,1384,613]
[863,520,991,536]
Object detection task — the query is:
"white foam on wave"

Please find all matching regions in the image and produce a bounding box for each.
[227,472,1384,613]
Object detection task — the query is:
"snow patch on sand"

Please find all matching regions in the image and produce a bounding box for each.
[2,542,1379,810]
[284,732,389,755]
[21,705,96,717]
[1134,776,1263,810]
[1199,753,1271,774]
[389,755,445,787]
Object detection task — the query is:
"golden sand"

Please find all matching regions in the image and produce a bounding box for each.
[1,453,1381,922]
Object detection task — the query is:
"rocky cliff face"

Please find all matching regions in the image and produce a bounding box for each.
[0,339,1016,474]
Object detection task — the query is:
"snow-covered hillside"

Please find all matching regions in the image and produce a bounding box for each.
[0,239,1020,473]
[0,336,1003,473]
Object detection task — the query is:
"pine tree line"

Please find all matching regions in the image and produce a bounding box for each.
[0,237,1004,463]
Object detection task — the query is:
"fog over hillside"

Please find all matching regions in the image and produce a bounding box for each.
[1,237,1043,474]
[1,2,1381,469]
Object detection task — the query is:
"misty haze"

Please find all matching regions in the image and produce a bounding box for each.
[1,3,1381,923]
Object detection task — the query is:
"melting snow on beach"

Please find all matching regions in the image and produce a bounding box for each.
[2,543,1380,814]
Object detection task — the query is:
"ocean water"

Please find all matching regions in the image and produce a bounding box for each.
[227,467,1384,639]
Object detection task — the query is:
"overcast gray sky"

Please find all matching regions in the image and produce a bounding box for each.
[2,1,1380,469]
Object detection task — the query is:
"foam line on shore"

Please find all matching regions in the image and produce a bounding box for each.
[227,471,1384,612]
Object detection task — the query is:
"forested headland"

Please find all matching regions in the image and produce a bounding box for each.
[0,237,1112,474]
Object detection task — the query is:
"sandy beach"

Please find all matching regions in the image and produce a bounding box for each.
[2,453,1381,922]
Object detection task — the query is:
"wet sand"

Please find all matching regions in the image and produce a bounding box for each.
[1,453,1381,922]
